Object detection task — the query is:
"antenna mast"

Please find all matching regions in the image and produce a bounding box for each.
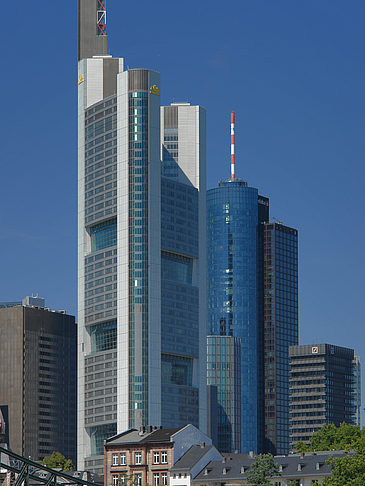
[231,111,235,180]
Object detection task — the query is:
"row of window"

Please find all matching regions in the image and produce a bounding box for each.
[112,451,168,466]
[112,473,167,486]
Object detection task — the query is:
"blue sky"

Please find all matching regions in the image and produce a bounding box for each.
[1,1,365,408]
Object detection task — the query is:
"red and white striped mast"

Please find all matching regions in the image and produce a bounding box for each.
[230,111,235,180]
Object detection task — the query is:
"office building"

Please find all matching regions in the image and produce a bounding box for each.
[0,298,76,463]
[289,344,358,449]
[206,335,241,452]
[207,176,269,453]
[78,2,206,473]
[206,112,269,453]
[353,355,361,426]
[263,222,298,455]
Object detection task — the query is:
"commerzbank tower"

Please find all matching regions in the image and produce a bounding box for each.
[77,0,207,473]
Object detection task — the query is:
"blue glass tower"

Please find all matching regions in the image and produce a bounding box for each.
[207,179,269,453]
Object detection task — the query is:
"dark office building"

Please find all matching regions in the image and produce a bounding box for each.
[289,344,357,450]
[263,223,298,455]
[0,299,76,463]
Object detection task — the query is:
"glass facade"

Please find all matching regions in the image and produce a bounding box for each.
[128,90,149,427]
[207,179,265,453]
[160,149,200,428]
[89,218,117,252]
[89,320,117,352]
[207,335,241,452]
[263,223,298,454]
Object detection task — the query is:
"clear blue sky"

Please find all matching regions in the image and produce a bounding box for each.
[1,1,364,411]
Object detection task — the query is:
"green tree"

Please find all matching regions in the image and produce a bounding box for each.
[246,454,279,486]
[294,423,363,453]
[41,452,74,471]
[322,447,365,486]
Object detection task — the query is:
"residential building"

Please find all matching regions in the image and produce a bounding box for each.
[192,451,349,486]
[206,336,241,452]
[0,298,76,463]
[104,425,216,486]
[206,117,269,452]
[263,223,298,455]
[78,2,207,473]
[289,344,358,449]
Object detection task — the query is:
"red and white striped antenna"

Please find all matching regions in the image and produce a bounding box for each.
[230,111,235,180]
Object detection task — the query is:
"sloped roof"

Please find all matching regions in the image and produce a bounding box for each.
[193,451,350,482]
[171,445,215,471]
[105,427,182,446]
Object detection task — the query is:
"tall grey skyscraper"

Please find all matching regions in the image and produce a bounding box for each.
[78,2,206,473]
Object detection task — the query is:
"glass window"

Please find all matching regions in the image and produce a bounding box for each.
[161,451,167,464]
[112,453,118,466]
[153,473,159,486]
[120,452,126,465]
[112,476,118,486]
[135,452,142,465]
[88,218,117,251]
[161,473,168,485]
[135,474,142,486]
[89,321,117,352]
[153,451,159,464]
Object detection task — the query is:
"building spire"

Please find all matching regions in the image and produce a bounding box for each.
[78,0,108,61]
[230,111,235,180]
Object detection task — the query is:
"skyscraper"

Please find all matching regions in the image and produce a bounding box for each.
[0,298,76,463]
[206,114,269,452]
[263,222,298,455]
[78,2,206,473]
[289,344,358,449]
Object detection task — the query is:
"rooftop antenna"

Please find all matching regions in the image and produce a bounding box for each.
[230,111,235,180]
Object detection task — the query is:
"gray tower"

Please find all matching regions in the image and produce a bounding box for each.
[78,3,207,474]
[78,0,108,61]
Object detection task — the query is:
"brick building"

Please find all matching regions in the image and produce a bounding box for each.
[104,425,214,486]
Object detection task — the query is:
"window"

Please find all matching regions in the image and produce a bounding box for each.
[153,451,160,464]
[112,454,118,466]
[120,452,126,465]
[112,476,119,486]
[161,473,167,485]
[135,474,142,486]
[135,452,142,465]
[153,473,159,486]
[161,451,168,464]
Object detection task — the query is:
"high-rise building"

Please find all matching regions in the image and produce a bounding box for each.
[207,173,269,453]
[160,103,207,429]
[353,355,361,426]
[0,298,76,463]
[289,344,358,449]
[263,222,298,455]
[78,2,206,473]
[206,335,241,452]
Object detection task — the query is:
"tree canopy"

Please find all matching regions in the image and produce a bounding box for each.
[41,452,74,471]
[294,423,365,486]
[294,423,362,453]
[246,454,279,486]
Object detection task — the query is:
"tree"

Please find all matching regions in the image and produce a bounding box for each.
[322,448,365,486]
[294,423,362,453]
[41,452,74,471]
[246,454,279,486]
